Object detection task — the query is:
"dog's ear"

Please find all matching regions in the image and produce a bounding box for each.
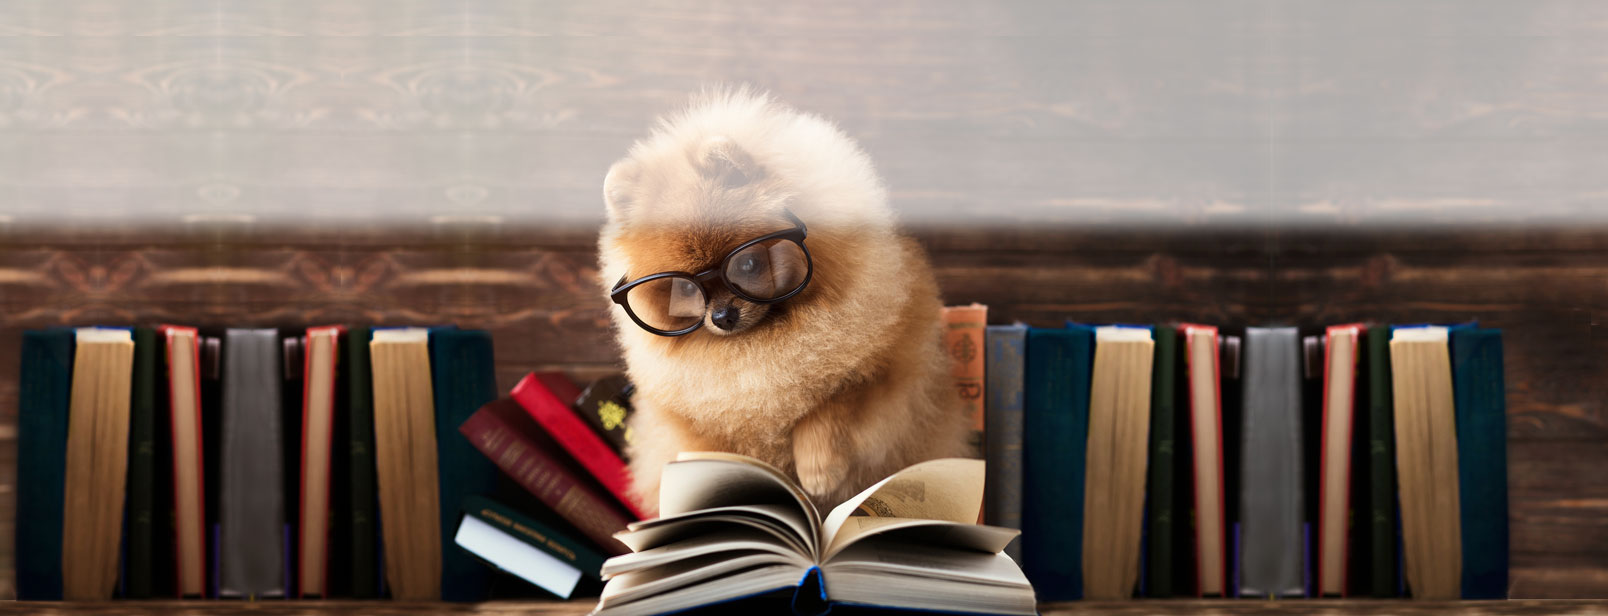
[697,136,759,189]
[602,158,639,221]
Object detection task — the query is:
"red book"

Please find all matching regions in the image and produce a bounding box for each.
[157,325,207,598]
[459,398,633,554]
[1180,324,1227,598]
[511,372,647,519]
[298,326,344,597]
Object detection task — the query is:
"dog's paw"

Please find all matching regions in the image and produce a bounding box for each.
[793,420,849,500]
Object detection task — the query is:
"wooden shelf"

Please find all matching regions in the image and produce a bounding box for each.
[2,601,1606,615]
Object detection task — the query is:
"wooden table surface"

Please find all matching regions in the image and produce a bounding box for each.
[3,601,1608,615]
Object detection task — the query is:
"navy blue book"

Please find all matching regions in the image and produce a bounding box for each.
[984,324,1027,563]
[429,328,502,602]
[1022,326,1093,601]
[16,328,76,600]
[1451,328,1508,599]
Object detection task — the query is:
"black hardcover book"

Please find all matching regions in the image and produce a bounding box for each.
[123,327,159,599]
[573,375,634,455]
[199,330,224,598]
[346,327,382,599]
[279,331,304,598]
[1218,326,1246,598]
[327,329,353,597]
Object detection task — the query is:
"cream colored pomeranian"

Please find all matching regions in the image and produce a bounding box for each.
[597,88,969,513]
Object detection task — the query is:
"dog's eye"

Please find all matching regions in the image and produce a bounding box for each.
[738,254,758,273]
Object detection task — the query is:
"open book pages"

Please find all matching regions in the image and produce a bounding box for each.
[593,454,1035,616]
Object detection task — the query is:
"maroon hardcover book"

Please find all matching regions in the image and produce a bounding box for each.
[458,398,633,554]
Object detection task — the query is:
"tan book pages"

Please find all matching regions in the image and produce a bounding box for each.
[1182,325,1225,596]
[1318,325,1360,596]
[1082,327,1154,599]
[61,328,134,600]
[299,327,341,596]
[371,328,443,600]
[1390,327,1462,600]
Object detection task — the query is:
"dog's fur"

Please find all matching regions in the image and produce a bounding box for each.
[598,88,970,513]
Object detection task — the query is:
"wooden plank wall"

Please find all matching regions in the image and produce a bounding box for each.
[1,227,1603,599]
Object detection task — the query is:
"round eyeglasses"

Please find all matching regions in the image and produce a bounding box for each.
[609,210,813,336]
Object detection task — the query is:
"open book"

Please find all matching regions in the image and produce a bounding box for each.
[591,453,1036,616]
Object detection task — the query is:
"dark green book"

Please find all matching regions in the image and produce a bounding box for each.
[346,327,380,599]
[1451,328,1508,599]
[1143,324,1178,597]
[123,327,159,598]
[430,328,502,602]
[16,328,75,600]
[1365,326,1399,597]
[1021,326,1093,601]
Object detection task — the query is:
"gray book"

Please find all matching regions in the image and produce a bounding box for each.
[218,329,286,598]
[983,324,1027,562]
[1238,327,1305,598]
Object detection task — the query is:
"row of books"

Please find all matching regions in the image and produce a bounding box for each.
[951,312,1509,601]
[15,325,646,602]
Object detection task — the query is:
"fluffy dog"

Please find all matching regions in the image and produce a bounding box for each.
[597,88,969,513]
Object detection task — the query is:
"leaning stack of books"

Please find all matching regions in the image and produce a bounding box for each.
[14,325,645,603]
[967,315,1509,602]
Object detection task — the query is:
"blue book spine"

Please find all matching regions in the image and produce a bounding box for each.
[1451,328,1508,599]
[429,328,501,602]
[1022,327,1093,601]
[17,329,75,600]
[984,325,1028,563]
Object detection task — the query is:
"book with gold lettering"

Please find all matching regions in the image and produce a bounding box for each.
[575,375,635,456]
[459,398,635,554]
[454,494,607,599]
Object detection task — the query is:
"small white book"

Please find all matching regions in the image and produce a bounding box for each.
[592,453,1036,616]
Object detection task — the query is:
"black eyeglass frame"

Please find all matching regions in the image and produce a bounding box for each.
[609,209,814,337]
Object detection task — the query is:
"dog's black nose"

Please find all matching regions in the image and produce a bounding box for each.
[711,305,741,330]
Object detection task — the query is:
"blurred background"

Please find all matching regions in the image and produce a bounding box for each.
[1,0,1605,601]
[3,1,1608,230]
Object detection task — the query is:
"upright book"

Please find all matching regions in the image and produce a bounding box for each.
[512,372,647,519]
[459,398,634,554]
[429,328,501,602]
[983,324,1027,562]
[123,327,160,599]
[593,454,1034,616]
[345,327,382,598]
[62,327,136,600]
[1365,325,1399,597]
[299,326,344,597]
[1317,325,1363,597]
[1144,324,1178,598]
[158,325,209,598]
[218,329,286,598]
[16,328,75,600]
[1179,324,1227,597]
[1021,326,1093,601]
[942,304,988,457]
[370,327,443,600]
[1451,328,1508,599]
[1081,326,1154,599]
[1390,326,1462,600]
[1237,327,1303,598]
